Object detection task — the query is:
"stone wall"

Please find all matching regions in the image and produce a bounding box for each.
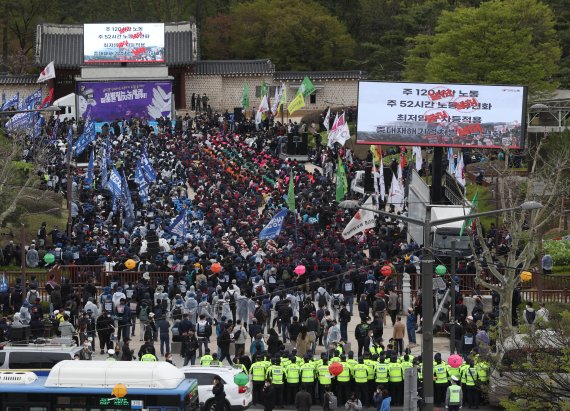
[185,74,359,114]
[0,85,49,105]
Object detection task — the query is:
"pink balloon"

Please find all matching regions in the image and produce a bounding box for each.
[294,265,306,275]
[448,354,463,369]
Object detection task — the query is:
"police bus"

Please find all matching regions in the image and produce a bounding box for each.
[0,360,199,411]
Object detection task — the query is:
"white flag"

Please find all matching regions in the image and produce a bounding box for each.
[388,170,405,210]
[413,146,423,172]
[372,160,380,199]
[323,107,331,131]
[341,196,378,240]
[271,84,284,116]
[455,152,466,186]
[379,159,385,202]
[448,147,455,174]
[327,112,340,147]
[37,61,55,83]
[328,112,350,147]
[255,95,270,124]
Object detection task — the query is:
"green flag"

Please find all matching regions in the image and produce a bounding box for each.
[242,83,249,109]
[336,156,348,202]
[299,76,315,97]
[460,191,479,236]
[287,172,295,212]
[261,81,268,98]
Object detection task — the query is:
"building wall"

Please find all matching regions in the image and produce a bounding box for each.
[185,74,359,115]
[0,85,49,105]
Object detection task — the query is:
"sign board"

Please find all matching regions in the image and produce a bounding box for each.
[356,81,527,149]
[76,80,172,121]
[84,23,165,64]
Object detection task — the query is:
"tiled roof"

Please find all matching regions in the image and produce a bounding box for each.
[275,71,367,81]
[0,75,38,85]
[35,21,197,69]
[191,60,275,76]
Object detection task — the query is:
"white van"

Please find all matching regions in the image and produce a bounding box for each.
[0,343,81,375]
[52,93,76,121]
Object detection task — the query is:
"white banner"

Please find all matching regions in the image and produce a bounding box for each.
[341,196,377,240]
[357,81,526,149]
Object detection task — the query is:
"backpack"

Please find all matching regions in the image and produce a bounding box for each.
[332,295,341,308]
[172,306,182,320]
[139,305,149,322]
[255,286,264,296]
[327,393,338,410]
[28,290,38,303]
[365,281,376,295]
[318,292,327,308]
[526,309,536,324]
[343,281,353,293]
[227,290,236,307]
[161,299,168,312]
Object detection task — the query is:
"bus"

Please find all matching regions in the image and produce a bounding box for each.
[0,360,199,411]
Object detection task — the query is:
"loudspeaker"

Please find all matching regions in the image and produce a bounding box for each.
[300,133,308,155]
[286,133,294,154]
[364,166,374,193]
[234,107,243,122]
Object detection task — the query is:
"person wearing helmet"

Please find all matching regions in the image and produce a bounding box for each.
[106,349,117,361]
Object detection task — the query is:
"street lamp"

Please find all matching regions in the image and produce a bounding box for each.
[339,199,542,411]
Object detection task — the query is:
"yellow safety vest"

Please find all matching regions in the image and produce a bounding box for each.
[462,367,477,386]
[267,365,285,384]
[330,356,341,363]
[388,363,403,382]
[286,363,301,383]
[448,385,462,404]
[459,364,469,384]
[375,363,389,383]
[400,361,413,373]
[434,363,448,384]
[447,366,460,382]
[300,363,316,383]
[364,359,376,380]
[200,355,213,366]
[317,365,332,385]
[281,358,291,368]
[353,364,368,383]
[251,362,267,381]
[337,362,351,382]
[476,362,489,382]
[346,359,358,372]
[140,353,157,361]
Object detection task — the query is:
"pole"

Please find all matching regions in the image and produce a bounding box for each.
[537,230,543,299]
[20,223,26,278]
[421,206,434,411]
[450,240,457,354]
[66,128,73,241]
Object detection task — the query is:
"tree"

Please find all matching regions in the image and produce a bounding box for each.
[469,131,570,340]
[404,0,561,96]
[201,0,355,71]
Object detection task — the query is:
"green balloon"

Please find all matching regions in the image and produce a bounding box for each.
[44,253,55,264]
[435,265,447,276]
[234,372,249,386]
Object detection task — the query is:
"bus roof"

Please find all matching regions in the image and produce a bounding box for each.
[45,360,186,390]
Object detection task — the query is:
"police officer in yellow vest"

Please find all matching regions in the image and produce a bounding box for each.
[250,354,267,405]
[363,352,376,404]
[446,375,463,411]
[266,357,285,407]
[475,358,489,404]
[388,355,404,406]
[210,353,220,366]
[375,353,390,387]
[285,356,300,405]
[352,358,369,406]
[433,353,449,407]
[337,354,351,405]
[317,358,332,405]
[200,349,214,366]
[461,358,479,409]
[300,355,316,405]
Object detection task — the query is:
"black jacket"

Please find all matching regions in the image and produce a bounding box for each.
[262,384,276,410]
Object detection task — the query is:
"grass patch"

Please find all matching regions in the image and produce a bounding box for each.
[465,183,496,229]
[553,265,570,275]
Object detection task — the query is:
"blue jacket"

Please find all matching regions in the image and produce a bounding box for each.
[407,313,417,329]
[380,396,391,411]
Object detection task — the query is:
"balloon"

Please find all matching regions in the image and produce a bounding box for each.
[448,354,463,369]
[294,265,306,275]
[112,383,128,398]
[381,265,392,277]
[43,253,55,264]
[328,362,343,376]
[435,265,447,276]
[234,373,249,386]
[211,262,222,274]
[520,271,532,282]
[125,259,136,270]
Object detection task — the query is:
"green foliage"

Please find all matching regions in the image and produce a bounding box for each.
[201,0,356,70]
[404,0,561,95]
[542,240,570,266]
[11,161,33,173]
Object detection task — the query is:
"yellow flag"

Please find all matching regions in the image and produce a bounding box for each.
[287,92,305,115]
[370,146,380,166]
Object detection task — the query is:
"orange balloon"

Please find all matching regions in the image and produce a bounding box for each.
[520,271,532,282]
[112,383,128,398]
[125,259,136,270]
[211,262,222,273]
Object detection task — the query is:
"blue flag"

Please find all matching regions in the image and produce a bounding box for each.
[140,152,157,183]
[74,118,96,156]
[25,89,42,109]
[168,208,187,237]
[121,170,136,228]
[259,208,288,240]
[50,118,60,143]
[1,92,18,111]
[107,167,122,199]
[85,149,95,186]
[100,137,111,187]
[134,161,149,203]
